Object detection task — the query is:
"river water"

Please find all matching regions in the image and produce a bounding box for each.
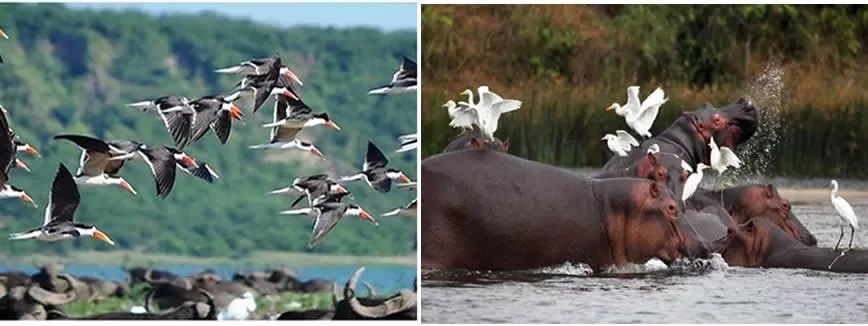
[421,175,868,323]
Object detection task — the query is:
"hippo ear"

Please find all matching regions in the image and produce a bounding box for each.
[501,138,510,152]
[649,182,660,198]
[764,184,775,198]
[469,137,483,150]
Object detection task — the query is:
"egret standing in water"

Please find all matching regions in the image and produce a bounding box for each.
[826,180,859,251]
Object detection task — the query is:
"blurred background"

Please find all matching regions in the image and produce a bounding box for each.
[0,1,417,305]
[421,4,868,179]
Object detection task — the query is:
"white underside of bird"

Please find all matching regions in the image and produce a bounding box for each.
[602,130,639,157]
[682,163,710,201]
[708,137,742,175]
[217,292,257,320]
[607,86,668,138]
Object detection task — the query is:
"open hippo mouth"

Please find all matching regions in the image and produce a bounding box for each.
[722,97,760,147]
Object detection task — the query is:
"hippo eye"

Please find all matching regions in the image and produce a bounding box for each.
[781,201,791,212]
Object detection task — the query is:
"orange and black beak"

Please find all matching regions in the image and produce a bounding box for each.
[310,147,325,160]
[284,69,303,87]
[19,192,36,207]
[398,173,412,183]
[283,89,299,101]
[325,120,341,131]
[15,159,30,173]
[228,105,244,121]
[91,229,116,246]
[181,155,199,169]
[0,28,7,40]
[119,180,138,196]
[357,209,377,225]
[24,146,40,158]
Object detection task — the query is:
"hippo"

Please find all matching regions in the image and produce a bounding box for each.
[713,217,868,273]
[604,97,759,171]
[421,148,709,272]
[687,183,817,246]
[442,129,509,153]
[682,206,736,244]
[595,151,689,202]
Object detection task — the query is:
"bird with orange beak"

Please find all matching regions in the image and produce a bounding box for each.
[339,141,414,193]
[14,139,40,158]
[279,192,376,248]
[186,94,247,147]
[53,134,140,196]
[9,164,115,246]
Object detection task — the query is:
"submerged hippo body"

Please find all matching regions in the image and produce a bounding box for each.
[688,183,817,246]
[716,218,868,273]
[604,97,759,171]
[682,206,734,243]
[421,149,707,272]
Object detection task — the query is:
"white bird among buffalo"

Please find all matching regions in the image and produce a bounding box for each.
[606,86,668,138]
[826,180,860,251]
[601,130,639,157]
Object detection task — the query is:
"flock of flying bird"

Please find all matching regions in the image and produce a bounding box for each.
[602,85,860,251]
[0,25,418,249]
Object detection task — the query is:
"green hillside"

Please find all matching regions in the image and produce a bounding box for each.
[0,3,417,259]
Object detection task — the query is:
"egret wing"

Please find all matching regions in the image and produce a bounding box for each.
[615,130,639,150]
[718,147,743,169]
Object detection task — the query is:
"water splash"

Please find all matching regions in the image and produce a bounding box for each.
[714,60,786,188]
[532,262,594,276]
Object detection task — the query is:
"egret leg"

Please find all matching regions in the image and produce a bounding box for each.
[848,225,856,250]
[834,224,844,251]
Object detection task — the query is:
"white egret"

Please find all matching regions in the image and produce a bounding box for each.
[647,143,661,154]
[471,85,522,142]
[217,292,257,320]
[681,159,694,173]
[445,98,478,131]
[682,163,710,202]
[601,130,639,157]
[606,86,668,138]
[826,180,859,251]
[708,137,742,175]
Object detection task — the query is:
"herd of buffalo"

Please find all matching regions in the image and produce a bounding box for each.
[0,264,416,320]
[422,96,868,274]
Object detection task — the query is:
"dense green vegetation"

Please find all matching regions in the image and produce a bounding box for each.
[0,4,417,258]
[421,4,868,178]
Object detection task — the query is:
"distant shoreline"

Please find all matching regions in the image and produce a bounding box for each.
[779,187,868,204]
[0,250,417,267]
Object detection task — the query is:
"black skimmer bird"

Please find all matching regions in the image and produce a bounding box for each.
[216,54,303,86]
[0,27,7,64]
[340,141,413,193]
[248,94,327,160]
[368,56,417,95]
[8,163,115,245]
[187,94,246,146]
[181,160,220,184]
[0,106,36,206]
[279,191,376,248]
[261,94,341,131]
[382,199,417,217]
[14,139,40,157]
[126,96,196,150]
[53,134,140,195]
[277,175,349,208]
[137,146,201,198]
[395,133,417,153]
[233,73,300,114]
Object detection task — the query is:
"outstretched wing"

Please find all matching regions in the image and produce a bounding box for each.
[640,87,666,114]
[307,203,349,248]
[632,97,666,135]
[615,130,639,151]
[45,164,81,225]
[625,86,642,115]
[681,160,694,173]
[718,147,743,169]
[363,141,388,171]
[139,148,178,198]
[211,111,233,144]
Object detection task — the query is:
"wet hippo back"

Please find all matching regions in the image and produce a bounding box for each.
[421,149,688,271]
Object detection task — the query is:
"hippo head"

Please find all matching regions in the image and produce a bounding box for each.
[727,184,817,247]
[629,182,693,265]
[635,152,689,204]
[713,217,791,267]
[468,136,510,153]
[689,97,759,150]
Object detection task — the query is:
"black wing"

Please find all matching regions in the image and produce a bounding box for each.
[163,112,193,150]
[252,79,276,113]
[395,56,417,80]
[367,171,392,193]
[0,108,15,177]
[104,159,126,177]
[365,141,389,170]
[106,140,143,153]
[307,203,350,248]
[140,147,178,198]
[285,97,313,119]
[211,111,233,144]
[53,134,112,153]
[189,100,221,143]
[47,163,81,224]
